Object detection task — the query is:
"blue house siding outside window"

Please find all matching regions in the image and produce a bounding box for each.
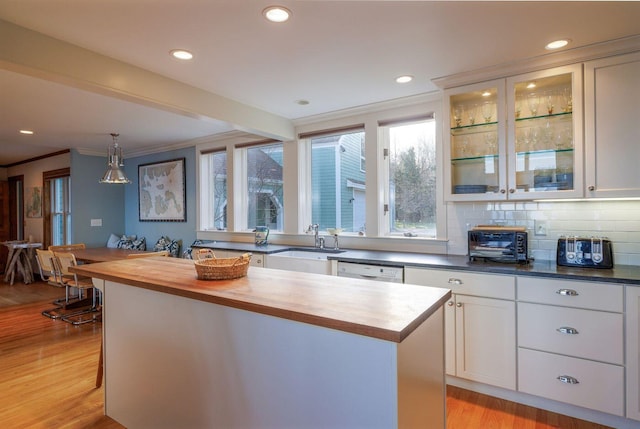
[311,131,365,232]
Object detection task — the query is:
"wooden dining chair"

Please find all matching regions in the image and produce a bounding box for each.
[126,250,170,258]
[52,252,101,325]
[37,249,68,319]
[48,243,86,252]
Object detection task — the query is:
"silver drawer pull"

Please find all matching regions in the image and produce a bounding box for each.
[556,327,579,335]
[448,278,463,285]
[557,375,580,385]
[556,289,579,296]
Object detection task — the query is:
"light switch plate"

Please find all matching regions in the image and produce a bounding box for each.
[534,220,547,236]
[91,218,103,227]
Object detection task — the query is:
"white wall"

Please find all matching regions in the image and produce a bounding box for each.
[447,200,640,265]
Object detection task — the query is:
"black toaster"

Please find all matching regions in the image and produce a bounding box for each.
[556,236,613,269]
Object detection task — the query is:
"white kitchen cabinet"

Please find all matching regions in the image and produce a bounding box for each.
[444,64,583,201]
[584,51,640,198]
[626,286,640,421]
[517,277,624,416]
[405,267,516,389]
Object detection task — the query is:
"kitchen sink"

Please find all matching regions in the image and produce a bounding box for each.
[266,248,344,274]
[272,248,345,259]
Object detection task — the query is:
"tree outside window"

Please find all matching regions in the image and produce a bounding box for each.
[388,120,437,237]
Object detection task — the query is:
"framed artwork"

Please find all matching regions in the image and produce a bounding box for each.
[138,158,186,222]
[26,186,42,218]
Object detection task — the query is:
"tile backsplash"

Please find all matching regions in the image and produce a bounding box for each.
[447,200,640,266]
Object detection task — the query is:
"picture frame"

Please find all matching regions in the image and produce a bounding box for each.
[138,158,186,222]
[25,186,43,218]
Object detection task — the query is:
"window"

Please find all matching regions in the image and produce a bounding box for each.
[384,118,437,238]
[245,143,284,231]
[200,150,228,230]
[309,129,366,233]
[50,176,71,246]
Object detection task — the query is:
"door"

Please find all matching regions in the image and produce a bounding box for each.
[585,52,640,198]
[455,294,516,389]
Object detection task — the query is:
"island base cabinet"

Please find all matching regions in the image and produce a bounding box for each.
[519,348,624,416]
[103,280,445,429]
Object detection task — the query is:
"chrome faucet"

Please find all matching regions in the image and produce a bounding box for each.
[307,224,323,248]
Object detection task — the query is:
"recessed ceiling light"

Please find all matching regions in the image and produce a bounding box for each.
[481,91,491,97]
[170,49,194,60]
[19,129,34,135]
[395,75,413,84]
[263,6,291,23]
[545,39,570,50]
[526,82,536,89]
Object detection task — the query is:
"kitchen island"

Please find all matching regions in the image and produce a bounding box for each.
[73,257,450,429]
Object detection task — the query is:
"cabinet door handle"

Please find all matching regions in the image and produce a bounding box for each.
[500,189,506,194]
[508,188,515,194]
[556,289,579,296]
[556,326,579,335]
[456,302,462,308]
[588,185,595,191]
[447,301,454,306]
[448,278,463,285]
[557,375,579,385]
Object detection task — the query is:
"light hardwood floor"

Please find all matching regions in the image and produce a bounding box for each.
[0,280,611,428]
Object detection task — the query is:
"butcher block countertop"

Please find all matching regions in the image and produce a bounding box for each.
[72,257,451,343]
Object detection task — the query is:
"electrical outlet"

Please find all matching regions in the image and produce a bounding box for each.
[534,220,547,236]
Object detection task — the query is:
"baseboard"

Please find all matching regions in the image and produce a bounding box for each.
[447,376,637,429]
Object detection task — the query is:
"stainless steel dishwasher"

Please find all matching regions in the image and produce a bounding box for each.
[337,262,404,283]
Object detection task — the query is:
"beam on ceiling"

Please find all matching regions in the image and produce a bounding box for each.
[0,19,295,141]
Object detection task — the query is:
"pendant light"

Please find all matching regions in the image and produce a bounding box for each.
[99,133,131,184]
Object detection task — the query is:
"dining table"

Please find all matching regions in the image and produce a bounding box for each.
[2,241,42,285]
[72,247,149,264]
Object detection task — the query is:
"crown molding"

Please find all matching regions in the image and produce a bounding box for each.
[432,34,640,89]
[292,91,441,128]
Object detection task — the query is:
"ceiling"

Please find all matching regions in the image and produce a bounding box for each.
[1,1,639,166]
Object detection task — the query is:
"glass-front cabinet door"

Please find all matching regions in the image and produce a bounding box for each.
[444,65,583,201]
[506,64,583,199]
[444,79,507,201]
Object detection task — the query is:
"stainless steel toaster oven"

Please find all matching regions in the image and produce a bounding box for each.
[468,227,529,264]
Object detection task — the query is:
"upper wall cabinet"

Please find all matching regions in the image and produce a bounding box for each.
[444,79,507,201]
[444,64,583,201]
[584,51,640,198]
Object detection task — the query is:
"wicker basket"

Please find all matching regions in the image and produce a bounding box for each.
[193,249,251,280]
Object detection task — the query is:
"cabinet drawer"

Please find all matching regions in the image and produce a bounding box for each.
[405,268,514,300]
[518,348,624,416]
[517,277,622,312]
[518,303,623,364]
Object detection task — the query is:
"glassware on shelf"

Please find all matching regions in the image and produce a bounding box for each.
[467,104,477,125]
[453,105,464,127]
[545,91,555,115]
[484,132,497,155]
[527,93,539,116]
[562,87,573,112]
[481,101,493,123]
[515,96,523,118]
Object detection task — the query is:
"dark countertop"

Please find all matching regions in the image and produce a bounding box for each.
[194,241,640,285]
[194,241,294,254]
